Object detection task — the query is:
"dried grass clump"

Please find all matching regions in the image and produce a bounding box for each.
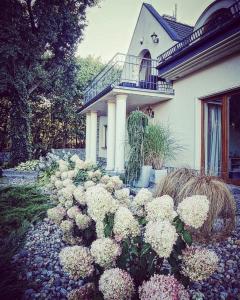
[177,176,236,241]
[155,168,197,202]
[155,168,236,242]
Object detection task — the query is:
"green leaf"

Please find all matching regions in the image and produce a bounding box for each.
[140,243,151,257]
[182,230,192,246]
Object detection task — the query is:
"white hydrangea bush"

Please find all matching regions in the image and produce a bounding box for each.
[46,155,218,299]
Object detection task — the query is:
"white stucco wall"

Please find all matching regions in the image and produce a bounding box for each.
[127,6,176,60]
[98,116,107,158]
[153,53,240,170]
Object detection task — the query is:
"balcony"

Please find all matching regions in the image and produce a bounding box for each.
[83,53,174,106]
[157,0,240,79]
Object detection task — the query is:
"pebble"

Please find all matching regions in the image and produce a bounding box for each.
[12,219,84,299]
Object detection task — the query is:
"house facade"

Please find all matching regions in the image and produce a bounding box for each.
[78,0,240,185]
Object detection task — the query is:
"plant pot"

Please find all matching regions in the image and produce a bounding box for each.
[134,165,152,188]
[154,169,167,185]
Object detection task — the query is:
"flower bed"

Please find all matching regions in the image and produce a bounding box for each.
[46,154,219,299]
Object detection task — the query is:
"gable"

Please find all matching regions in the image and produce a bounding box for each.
[127,4,176,59]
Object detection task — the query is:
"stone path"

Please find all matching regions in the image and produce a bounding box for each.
[0,169,38,186]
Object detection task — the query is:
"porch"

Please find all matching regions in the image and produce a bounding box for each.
[78,53,174,172]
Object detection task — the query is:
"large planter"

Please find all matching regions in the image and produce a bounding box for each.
[134,165,152,188]
[154,169,167,185]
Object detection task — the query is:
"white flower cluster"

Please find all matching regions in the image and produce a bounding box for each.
[145,195,176,222]
[47,206,66,225]
[139,274,189,300]
[114,188,131,207]
[181,247,218,281]
[144,220,177,258]
[73,186,86,205]
[86,186,119,221]
[99,268,135,300]
[113,207,140,242]
[90,238,121,268]
[87,169,102,182]
[58,159,69,172]
[75,213,91,230]
[67,206,81,219]
[99,175,123,193]
[177,195,209,229]
[131,188,153,216]
[59,246,94,279]
[84,180,96,190]
[60,220,74,234]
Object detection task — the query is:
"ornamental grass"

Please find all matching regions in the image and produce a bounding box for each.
[177,175,236,241]
[155,167,198,202]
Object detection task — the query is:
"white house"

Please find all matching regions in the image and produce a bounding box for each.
[78,0,240,186]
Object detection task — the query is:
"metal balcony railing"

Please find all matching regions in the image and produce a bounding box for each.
[83,53,174,104]
[157,0,240,66]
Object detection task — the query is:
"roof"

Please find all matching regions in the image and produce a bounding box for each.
[143,3,193,42]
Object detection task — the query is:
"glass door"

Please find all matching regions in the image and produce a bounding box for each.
[204,99,222,176]
[228,92,240,185]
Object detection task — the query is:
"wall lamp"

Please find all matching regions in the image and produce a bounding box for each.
[151,32,159,43]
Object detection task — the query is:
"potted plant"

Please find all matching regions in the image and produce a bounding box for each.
[144,123,181,184]
[126,110,152,187]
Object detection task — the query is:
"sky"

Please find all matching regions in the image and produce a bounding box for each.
[76,0,213,63]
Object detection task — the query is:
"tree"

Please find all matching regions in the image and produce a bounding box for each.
[0,0,99,165]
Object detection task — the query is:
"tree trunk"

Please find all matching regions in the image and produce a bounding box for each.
[9,91,32,165]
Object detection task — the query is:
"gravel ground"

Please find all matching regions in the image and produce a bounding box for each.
[12,189,240,300]
[13,220,84,300]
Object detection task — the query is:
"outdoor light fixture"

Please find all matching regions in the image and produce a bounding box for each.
[151,32,159,43]
[146,106,154,118]
[140,37,144,45]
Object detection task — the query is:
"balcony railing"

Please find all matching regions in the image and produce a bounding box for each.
[157,0,240,66]
[83,53,174,104]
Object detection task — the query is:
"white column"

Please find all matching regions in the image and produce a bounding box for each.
[106,101,116,170]
[90,111,97,163]
[85,112,91,160]
[115,94,127,172]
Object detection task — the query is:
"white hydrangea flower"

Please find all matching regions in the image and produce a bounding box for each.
[144,220,177,258]
[73,186,87,205]
[145,195,176,222]
[70,154,80,163]
[88,169,102,182]
[96,221,105,238]
[177,195,209,229]
[67,206,81,219]
[55,171,61,178]
[100,175,110,184]
[61,187,74,200]
[47,206,66,224]
[67,170,76,179]
[59,246,94,279]
[115,188,130,200]
[61,171,68,180]
[64,199,74,209]
[99,268,135,300]
[90,238,121,268]
[84,180,96,190]
[113,206,140,242]
[86,186,119,221]
[62,178,73,187]
[50,175,57,184]
[60,220,74,234]
[58,159,69,172]
[109,176,123,190]
[75,213,91,230]
[54,180,63,190]
[181,247,218,281]
[130,189,153,217]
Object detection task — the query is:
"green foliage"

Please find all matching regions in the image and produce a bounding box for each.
[144,123,182,169]
[0,0,99,164]
[126,110,148,184]
[103,214,115,238]
[0,185,51,299]
[15,160,39,171]
[74,169,89,185]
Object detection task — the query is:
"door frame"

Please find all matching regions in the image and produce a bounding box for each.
[201,89,240,185]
